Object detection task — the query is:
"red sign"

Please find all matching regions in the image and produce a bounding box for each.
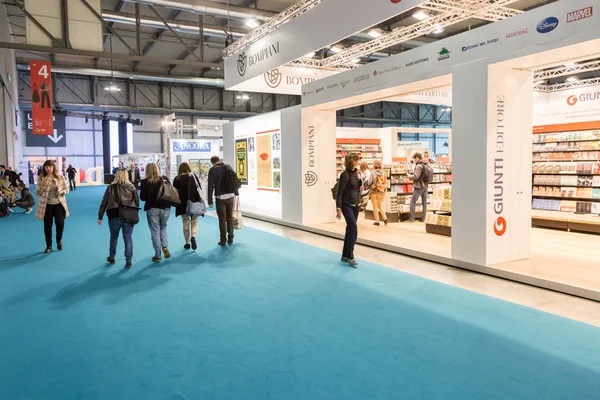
[29,61,53,135]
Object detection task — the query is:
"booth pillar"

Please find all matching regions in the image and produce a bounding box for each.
[452,61,533,266]
[301,107,336,226]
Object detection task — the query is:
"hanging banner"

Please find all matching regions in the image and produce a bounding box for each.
[256,133,273,188]
[29,60,53,136]
[23,111,66,147]
[235,139,248,185]
[224,0,427,89]
[232,65,338,95]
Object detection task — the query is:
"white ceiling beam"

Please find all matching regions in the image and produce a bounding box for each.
[535,77,600,92]
[535,61,600,80]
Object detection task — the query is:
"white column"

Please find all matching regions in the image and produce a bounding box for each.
[301,107,336,225]
[452,61,532,266]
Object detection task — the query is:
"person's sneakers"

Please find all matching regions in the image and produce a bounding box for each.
[24,207,32,214]
[218,241,226,246]
[373,222,380,226]
[184,244,191,250]
[384,219,389,226]
[106,257,115,265]
[125,261,132,269]
[152,256,162,263]
[44,247,52,253]
[162,247,171,259]
[191,237,197,250]
[7,207,14,213]
[57,241,63,251]
[341,257,349,262]
[347,259,358,268]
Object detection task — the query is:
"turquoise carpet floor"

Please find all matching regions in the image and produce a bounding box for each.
[1,186,600,400]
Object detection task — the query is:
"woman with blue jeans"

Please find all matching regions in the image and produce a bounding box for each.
[98,169,139,268]
[336,153,362,268]
[140,162,171,262]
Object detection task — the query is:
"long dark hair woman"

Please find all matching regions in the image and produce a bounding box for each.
[336,153,362,267]
[35,160,70,253]
[98,169,140,268]
[173,162,203,251]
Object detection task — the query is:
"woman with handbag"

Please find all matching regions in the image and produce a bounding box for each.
[98,169,140,268]
[140,162,172,262]
[36,160,70,253]
[173,162,205,251]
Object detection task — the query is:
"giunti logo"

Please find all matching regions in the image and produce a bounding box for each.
[494,217,507,236]
[567,95,578,106]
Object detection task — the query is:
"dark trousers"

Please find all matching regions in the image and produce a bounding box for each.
[44,203,66,247]
[341,204,360,260]
[109,217,134,262]
[69,177,76,191]
[15,200,33,210]
[216,197,234,243]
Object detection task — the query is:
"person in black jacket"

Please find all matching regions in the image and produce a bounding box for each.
[66,164,77,191]
[128,163,141,189]
[336,153,362,267]
[140,162,171,262]
[98,169,140,268]
[208,156,239,246]
[173,162,203,250]
[15,183,35,214]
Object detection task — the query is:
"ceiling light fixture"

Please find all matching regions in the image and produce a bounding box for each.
[565,62,576,67]
[330,45,344,53]
[245,19,260,29]
[304,52,316,58]
[433,25,444,34]
[534,80,545,85]
[567,77,579,82]
[412,10,431,20]
[368,29,384,38]
[350,58,361,63]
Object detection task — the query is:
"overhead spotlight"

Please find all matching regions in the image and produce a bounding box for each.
[350,58,361,63]
[567,77,579,82]
[412,10,431,20]
[245,19,260,28]
[534,80,545,85]
[433,25,444,34]
[368,29,384,38]
[565,62,576,67]
[304,52,316,58]
[330,45,344,53]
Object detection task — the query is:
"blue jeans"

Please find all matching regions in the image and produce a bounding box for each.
[147,208,170,257]
[341,205,360,260]
[410,187,428,221]
[109,217,134,262]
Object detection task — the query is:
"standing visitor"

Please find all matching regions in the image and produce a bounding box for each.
[370,160,388,226]
[36,160,70,253]
[140,162,171,262]
[98,169,139,268]
[129,163,141,190]
[336,153,362,267]
[173,162,203,250]
[207,156,239,246]
[407,152,431,222]
[66,164,77,191]
[358,161,373,211]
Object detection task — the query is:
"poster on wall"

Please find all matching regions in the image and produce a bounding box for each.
[29,60,53,136]
[248,137,255,153]
[189,159,201,176]
[199,160,212,182]
[236,139,248,184]
[256,134,273,188]
[272,132,281,150]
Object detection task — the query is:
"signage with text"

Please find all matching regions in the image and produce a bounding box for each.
[23,111,66,147]
[172,140,212,153]
[29,60,53,136]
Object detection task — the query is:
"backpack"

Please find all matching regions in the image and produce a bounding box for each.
[331,182,339,201]
[420,163,435,184]
[221,164,242,193]
[371,173,387,193]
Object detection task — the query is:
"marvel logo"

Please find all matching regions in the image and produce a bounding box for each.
[567,6,593,23]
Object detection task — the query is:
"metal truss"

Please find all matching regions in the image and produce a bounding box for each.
[288,0,521,69]
[534,77,600,93]
[534,60,600,81]
[222,0,323,58]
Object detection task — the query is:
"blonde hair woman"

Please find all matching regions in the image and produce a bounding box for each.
[98,169,140,268]
[369,160,388,226]
[173,162,203,250]
[140,162,171,262]
[335,153,362,267]
[36,160,70,253]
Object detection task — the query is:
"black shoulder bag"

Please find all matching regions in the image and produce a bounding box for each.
[112,185,140,225]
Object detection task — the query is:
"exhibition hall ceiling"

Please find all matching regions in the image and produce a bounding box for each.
[4,0,559,81]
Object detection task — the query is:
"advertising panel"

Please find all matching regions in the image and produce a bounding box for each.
[236,139,248,184]
[256,133,273,188]
[29,60,53,136]
[23,111,66,147]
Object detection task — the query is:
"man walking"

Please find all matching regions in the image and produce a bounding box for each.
[407,152,432,222]
[207,156,239,246]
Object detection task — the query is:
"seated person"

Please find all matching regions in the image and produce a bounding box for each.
[15,183,35,214]
[0,175,16,206]
[0,190,13,215]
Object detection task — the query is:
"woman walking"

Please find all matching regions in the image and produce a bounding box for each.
[370,160,388,226]
[98,169,140,268]
[173,162,203,250]
[140,162,171,262]
[36,160,70,253]
[336,153,362,267]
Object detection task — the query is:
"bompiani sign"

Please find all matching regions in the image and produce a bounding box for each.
[237,42,280,77]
